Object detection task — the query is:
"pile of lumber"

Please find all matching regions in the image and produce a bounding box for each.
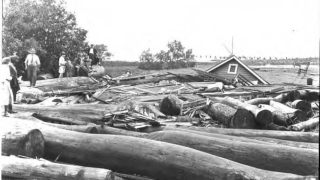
[3,74,319,179]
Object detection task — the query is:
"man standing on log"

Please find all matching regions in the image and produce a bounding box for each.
[24,48,40,87]
[58,51,67,80]
[87,44,97,66]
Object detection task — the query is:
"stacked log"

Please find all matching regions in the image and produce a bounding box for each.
[270,100,306,122]
[2,118,312,180]
[210,97,272,126]
[159,94,183,116]
[258,104,289,126]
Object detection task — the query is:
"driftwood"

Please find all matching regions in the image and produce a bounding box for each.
[258,104,289,126]
[164,125,319,143]
[289,118,319,131]
[210,97,272,125]
[3,118,310,180]
[270,100,306,122]
[246,97,273,105]
[146,130,319,175]
[2,156,117,180]
[1,125,44,158]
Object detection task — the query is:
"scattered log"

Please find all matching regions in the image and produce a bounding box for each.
[202,102,236,126]
[269,100,306,121]
[230,109,256,128]
[291,100,312,112]
[164,125,319,143]
[289,118,319,131]
[2,156,117,180]
[159,94,183,116]
[246,137,319,150]
[245,97,273,105]
[3,118,310,180]
[210,97,272,125]
[1,125,44,158]
[273,93,289,103]
[13,104,118,125]
[146,130,319,175]
[20,77,96,88]
[258,104,289,126]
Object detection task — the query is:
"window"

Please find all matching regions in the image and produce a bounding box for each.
[227,64,238,74]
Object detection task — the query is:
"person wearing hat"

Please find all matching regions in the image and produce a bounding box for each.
[0,57,14,117]
[8,54,20,110]
[58,51,67,79]
[24,48,41,87]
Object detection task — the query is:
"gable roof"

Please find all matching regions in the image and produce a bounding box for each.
[206,55,269,85]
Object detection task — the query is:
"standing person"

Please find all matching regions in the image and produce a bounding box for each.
[8,54,20,108]
[87,44,97,66]
[65,57,74,77]
[58,51,66,79]
[0,57,14,117]
[24,48,40,87]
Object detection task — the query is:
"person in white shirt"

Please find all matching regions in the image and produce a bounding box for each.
[58,51,67,79]
[0,57,14,117]
[24,48,40,87]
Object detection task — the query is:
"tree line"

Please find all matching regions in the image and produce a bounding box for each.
[139,40,196,70]
[2,0,111,78]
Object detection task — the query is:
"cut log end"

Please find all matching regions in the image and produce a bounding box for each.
[85,127,99,134]
[256,109,273,125]
[22,129,45,158]
[230,109,256,129]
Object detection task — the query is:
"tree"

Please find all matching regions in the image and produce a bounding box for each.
[94,44,112,61]
[2,0,88,78]
[138,40,196,70]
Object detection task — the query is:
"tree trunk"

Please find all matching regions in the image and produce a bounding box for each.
[269,100,306,122]
[2,156,117,180]
[246,97,273,105]
[210,97,272,125]
[3,118,309,180]
[1,125,44,158]
[13,104,118,125]
[164,125,319,143]
[146,130,319,175]
[289,118,319,131]
[258,104,290,126]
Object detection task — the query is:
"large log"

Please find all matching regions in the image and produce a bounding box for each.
[258,104,290,126]
[202,102,256,128]
[1,124,44,158]
[210,97,272,125]
[246,97,273,105]
[2,156,117,180]
[146,130,319,175]
[20,77,96,88]
[164,125,319,143]
[13,104,118,125]
[159,94,183,116]
[294,89,319,101]
[289,118,319,131]
[269,100,306,122]
[290,100,312,112]
[3,118,309,180]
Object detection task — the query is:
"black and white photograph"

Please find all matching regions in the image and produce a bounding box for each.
[1,0,319,179]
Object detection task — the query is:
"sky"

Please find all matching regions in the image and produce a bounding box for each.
[65,0,320,61]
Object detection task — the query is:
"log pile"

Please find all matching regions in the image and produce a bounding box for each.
[3,75,319,179]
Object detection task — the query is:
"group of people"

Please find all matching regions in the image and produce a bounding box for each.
[58,44,100,79]
[1,54,21,117]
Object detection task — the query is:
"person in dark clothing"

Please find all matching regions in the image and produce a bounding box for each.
[87,44,98,66]
[8,55,20,106]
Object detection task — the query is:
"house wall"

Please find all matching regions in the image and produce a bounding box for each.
[209,59,263,84]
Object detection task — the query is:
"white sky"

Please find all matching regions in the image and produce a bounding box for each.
[65,0,320,61]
